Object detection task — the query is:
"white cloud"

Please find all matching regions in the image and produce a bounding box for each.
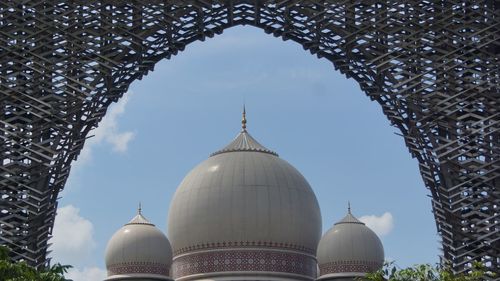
[50,205,96,265]
[76,92,135,167]
[66,267,107,281]
[50,206,106,281]
[359,212,394,237]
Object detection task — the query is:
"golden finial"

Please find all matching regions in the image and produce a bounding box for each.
[241,105,247,131]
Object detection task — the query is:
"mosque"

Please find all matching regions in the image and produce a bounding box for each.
[103,110,385,281]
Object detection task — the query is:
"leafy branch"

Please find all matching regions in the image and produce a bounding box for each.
[363,261,495,281]
[0,246,71,281]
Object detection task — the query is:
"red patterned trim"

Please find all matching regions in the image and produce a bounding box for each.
[172,249,316,279]
[319,260,382,275]
[107,261,170,276]
[173,241,315,255]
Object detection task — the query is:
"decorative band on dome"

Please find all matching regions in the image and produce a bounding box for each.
[319,260,382,275]
[107,261,170,276]
[172,249,316,279]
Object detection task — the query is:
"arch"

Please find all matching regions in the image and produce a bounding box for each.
[0,1,498,277]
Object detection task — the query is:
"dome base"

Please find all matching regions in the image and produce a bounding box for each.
[104,273,173,281]
[172,248,317,281]
[317,272,366,280]
[175,270,314,281]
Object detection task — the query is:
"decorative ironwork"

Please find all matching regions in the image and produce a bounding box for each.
[0,1,498,277]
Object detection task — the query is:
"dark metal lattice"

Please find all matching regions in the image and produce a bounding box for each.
[0,0,498,277]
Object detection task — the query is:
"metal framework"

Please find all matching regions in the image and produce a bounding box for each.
[0,0,498,277]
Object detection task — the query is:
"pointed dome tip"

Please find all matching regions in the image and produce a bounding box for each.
[334,202,364,225]
[210,108,279,157]
[241,104,247,131]
[210,130,279,157]
[126,204,154,226]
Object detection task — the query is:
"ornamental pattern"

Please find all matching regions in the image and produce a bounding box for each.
[319,260,382,275]
[173,240,315,256]
[107,261,170,277]
[172,249,316,279]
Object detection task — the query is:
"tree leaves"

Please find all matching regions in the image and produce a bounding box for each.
[0,246,71,281]
[364,261,495,281]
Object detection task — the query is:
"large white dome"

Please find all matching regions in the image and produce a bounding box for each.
[316,208,384,280]
[167,127,322,281]
[105,210,173,281]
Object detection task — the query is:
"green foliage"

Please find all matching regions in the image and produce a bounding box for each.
[364,261,494,281]
[0,246,71,281]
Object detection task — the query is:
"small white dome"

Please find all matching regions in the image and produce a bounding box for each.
[105,209,173,281]
[317,208,384,280]
[167,128,322,280]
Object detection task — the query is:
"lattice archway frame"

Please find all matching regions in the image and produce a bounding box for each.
[0,1,498,277]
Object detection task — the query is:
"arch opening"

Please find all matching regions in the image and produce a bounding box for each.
[0,2,497,277]
[53,25,438,274]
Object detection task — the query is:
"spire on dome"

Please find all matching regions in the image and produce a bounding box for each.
[127,204,154,226]
[210,107,279,157]
[241,105,247,131]
[335,202,364,225]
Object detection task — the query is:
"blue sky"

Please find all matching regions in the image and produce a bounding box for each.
[50,26,440,280]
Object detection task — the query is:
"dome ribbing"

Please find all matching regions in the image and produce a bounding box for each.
[105,208,173,281]
[317,207,384,280]
[167,120,321,281]
[210,130,278,156]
